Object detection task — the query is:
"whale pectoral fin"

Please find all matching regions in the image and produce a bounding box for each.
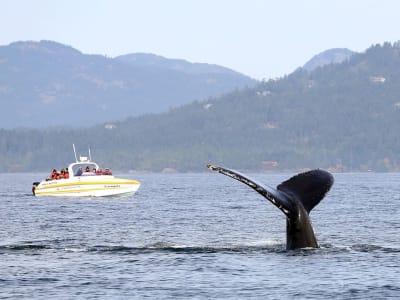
[207,164,293,217]
[277,169,334,213]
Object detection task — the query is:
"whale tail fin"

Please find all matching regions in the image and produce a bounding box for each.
[277,169,334,213]
[207,164,333,217]
[207,164,334,250]
[207,164,294,217]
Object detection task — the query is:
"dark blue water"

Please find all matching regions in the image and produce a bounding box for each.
[1,172,399,299]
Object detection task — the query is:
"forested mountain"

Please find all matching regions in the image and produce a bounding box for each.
[303,48,354,71]
[0,40,256,128]
[1,42,400,173]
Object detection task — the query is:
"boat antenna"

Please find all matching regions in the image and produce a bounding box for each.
[73,144,78,162]
[88,146,92,161]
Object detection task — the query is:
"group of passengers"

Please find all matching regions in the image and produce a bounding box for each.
[48,166,112,180]
[75,166,112,176]
[49,168,69,180]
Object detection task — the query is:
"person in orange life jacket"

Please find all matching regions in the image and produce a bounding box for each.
[64,168,69,179]
[50,169,58,180]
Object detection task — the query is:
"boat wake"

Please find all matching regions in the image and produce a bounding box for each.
[1,240,399,255]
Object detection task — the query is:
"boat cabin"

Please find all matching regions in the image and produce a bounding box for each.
[67,156,110,178]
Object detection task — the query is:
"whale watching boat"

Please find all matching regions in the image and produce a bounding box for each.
[32,145,141,197]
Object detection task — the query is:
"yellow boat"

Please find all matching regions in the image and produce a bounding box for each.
[32,146,140,197]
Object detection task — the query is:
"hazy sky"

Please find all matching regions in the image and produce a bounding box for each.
[1,0,399,79]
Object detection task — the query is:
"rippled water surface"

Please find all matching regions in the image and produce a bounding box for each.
[1,172,399,299]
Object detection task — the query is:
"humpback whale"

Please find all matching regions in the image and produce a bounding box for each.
[207,165,334,250]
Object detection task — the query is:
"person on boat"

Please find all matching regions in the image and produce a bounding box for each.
[50,169,59,180]
[64,168,69,179]
[103,168,112,175]
[75,167,83,176]
[60,168,69,179]
[60,169,65,179]
[82,166,95,176]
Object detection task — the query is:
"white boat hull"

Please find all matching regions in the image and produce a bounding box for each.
[33,176,140,197]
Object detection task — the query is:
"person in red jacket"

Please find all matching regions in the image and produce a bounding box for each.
[59,169,69,179]
[50,169,58,180]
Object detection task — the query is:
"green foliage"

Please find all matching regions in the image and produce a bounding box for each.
[2,42,400,172]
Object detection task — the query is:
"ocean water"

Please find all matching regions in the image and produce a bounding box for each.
[0,172,399,299]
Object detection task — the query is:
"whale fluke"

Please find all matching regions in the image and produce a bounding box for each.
[207,164,334,250]
[277,169,333,214]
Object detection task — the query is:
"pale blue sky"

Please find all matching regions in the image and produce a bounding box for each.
[1,0,399,79]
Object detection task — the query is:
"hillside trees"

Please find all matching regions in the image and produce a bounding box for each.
[1,42,400,172]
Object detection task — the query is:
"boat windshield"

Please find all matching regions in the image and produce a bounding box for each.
[70,162,99,176]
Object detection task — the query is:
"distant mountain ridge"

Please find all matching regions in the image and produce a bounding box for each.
[0,40,256,128]
[115,53,239,75]
[2,42,400,172]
